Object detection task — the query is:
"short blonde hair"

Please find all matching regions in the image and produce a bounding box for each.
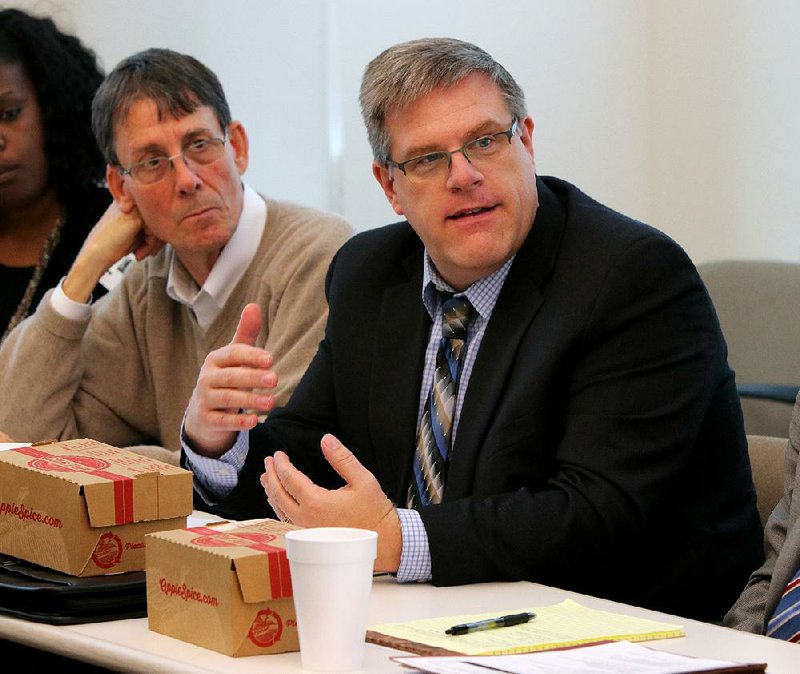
[359,37,526,163]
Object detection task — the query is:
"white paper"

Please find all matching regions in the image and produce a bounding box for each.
[0,442,31,452]
[99,253,137,291]
[392,640,758,674]
[186,511,226,528]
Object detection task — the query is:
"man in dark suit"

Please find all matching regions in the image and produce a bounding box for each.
[182,37,763,622]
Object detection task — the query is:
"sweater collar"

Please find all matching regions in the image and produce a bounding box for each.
[166,182,266,330]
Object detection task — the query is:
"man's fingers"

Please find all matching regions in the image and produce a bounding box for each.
[231,303,262,347]
[132,231,166,260]
[205,408,261,431]
[263,454,304,521]
[200,386,274,415]
[202,343,275,376]
[263,459,293,523]
[200,359,276,392]
[320,433,366,485]
[273,451,318,497]
[266,451,324,519]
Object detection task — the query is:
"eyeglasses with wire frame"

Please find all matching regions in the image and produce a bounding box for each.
[386,118,519,182]
[118,135,228,184]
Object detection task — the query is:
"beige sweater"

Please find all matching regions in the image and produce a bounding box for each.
[0,197,352,460]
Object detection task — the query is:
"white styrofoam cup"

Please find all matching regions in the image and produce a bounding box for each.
[285,527,378,672]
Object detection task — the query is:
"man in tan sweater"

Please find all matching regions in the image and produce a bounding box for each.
[0,48,352,464]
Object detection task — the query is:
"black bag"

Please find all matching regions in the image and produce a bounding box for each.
[0,553,146,625]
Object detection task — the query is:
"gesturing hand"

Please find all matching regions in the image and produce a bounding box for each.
[261,433,402,573]
[183,303,277,456]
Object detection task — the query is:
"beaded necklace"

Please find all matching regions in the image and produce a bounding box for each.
[1,212,65,344]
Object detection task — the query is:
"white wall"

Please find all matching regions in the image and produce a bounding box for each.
[11,0,800,264]
[333,0,653,240]
[51,0,333,211]
[648,0,800,262]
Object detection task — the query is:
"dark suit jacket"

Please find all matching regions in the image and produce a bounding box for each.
[207,176,764,622]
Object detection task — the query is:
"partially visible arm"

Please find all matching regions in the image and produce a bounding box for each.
[0,197,166,443]
[4,266,151,448]
[62,201,162,303]
[0,285,92,442]
[724,402,800,633]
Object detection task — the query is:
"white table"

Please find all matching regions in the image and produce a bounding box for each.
[0,576,795,673]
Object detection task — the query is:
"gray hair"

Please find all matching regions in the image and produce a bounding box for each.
[359,37,526,164]
[92,48,232,165]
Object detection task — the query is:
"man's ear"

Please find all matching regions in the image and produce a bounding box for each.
[227,120,249,176]
[519,115,535,160]
[372,161,405,216]
[106,164,137,214]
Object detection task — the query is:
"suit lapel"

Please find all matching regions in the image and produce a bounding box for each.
[446,178,567,498]
[367,250,429,504]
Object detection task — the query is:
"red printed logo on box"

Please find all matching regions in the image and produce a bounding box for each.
[191,531,277,549]
[29,455,111,473]
[188,527,293,599]
[248,608,283,647]
[92,532,123,569]
[13,446,136,525]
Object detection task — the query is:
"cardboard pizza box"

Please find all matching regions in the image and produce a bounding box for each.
[0,438,192,576]
[146,518,299,657]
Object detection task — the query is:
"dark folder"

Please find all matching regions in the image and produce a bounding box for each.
[0,553,146,625]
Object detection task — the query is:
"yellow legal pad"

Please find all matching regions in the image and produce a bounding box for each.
[366,598,685,656]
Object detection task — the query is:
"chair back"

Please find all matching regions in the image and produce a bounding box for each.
[746,434,787,527]
[698,259,800,436]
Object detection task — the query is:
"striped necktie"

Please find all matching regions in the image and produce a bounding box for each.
[409,294,472,507]
[766,565,800,641]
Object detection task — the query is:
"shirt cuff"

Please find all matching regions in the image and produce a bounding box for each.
[51,278,93,321]
[182,423,249,504]
[395,508,432,583]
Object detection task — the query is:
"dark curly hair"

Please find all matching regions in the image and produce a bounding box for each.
[0,8,106,208]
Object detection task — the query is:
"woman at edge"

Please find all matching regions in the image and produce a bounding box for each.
[0,8,110,345]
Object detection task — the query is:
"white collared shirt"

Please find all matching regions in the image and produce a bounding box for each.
[52,182,265,331]
[165,182,265,330]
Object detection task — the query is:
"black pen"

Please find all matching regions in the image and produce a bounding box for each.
[445,611,536,635]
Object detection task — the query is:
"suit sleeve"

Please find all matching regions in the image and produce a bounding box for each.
[724,398,800,633]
